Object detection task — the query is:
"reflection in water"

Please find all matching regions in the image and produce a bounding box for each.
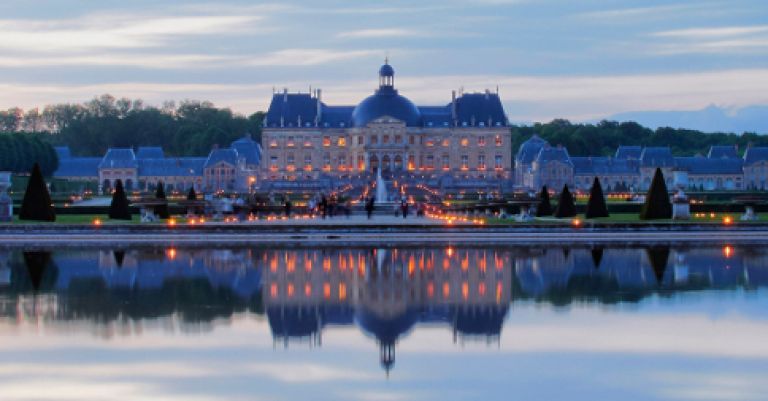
[0,245,766,372]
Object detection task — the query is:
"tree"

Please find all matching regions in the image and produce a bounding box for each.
[585,177,609,218]
[187,187,197,200]
[640,168,672,220]
[154,181,170,219]
[19,163,55,221]
[536,185,553,216]
[554,184,577,218]
[109,179,132,220]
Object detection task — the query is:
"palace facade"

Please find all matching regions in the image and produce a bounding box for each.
[260,62,512,183]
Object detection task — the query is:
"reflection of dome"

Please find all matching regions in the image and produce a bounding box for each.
[351,62,422,127]
[356,307,419,373]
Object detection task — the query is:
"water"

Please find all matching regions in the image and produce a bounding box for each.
[0,244,766,401]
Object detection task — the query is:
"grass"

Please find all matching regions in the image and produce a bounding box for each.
[485,212,766,225]
[6,214,142,225]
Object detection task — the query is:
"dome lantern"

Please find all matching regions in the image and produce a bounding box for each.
[379,58,394,88]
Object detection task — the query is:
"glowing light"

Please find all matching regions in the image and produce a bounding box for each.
[287,283,295,297]
[710,212,716,218]
[427,282,435,298]
[92,218,102,226]
[323,282,331,299]
[168,219,176,227]
[338,283,347,301]
[270,283,278,298]
[462,282,469,300]
[442,282,450,298]
[304,283,312,297]
[572,218,582,227]
[723,245,734,258]
[446,247,455,258]
[478,282,487,296]
[723,216,733,225]
[166,248,177,260]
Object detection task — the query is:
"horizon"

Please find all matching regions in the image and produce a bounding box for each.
[1,0,767,131]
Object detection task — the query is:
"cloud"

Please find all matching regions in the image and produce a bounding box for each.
[336,28,422,39]
[653,25,768,38]
[248,49,381,66]
[0,14,262,52]
[575,4,699,20]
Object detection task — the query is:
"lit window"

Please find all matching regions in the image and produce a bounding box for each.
[323,153,331,171]
[407,154,415,171]
[338,155,347,171]
[286,136,295,147]
[495,155,503,170]
[358,155,365,171]
[442,154,450,170]
[303,139,312,147]
[478,154,486,170]
[478,136,486,146]
[270,156,278,172]
[337,137,346,147]
[269,139,278,148]
[323,136,331,147]
[495,135,502,146]
[426,155,434,170]
[460,137,469,147]
[442,138,450,147]
[304,155,312,171]
[461,155,469,170]
[425,139,434,147]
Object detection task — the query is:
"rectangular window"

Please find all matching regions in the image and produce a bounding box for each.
[337,137,346,147]
[304,155,312,171]
[425,138,434,147]
[338,155,347,171]
[371,135,378,145]
[495,135,502,146]
[303,138,312,147]
[394,135,402,144]
[269,139,278,148]
[478,136,486,146]
[442,154,450,170]
[442,138,450,147]
[478,154,486,170]
[383,135,390,144]
[286,136,295,147]
[461,155,469,170]
[323,153,331,171]
[409,136,415,145]
[407,154,415,171]
[270,156,278,171]
[495,155,503,169]
[426,155,434,170]
[357,135,364,145]
[460,137,469,147]
[323,136,331,147]
[358,155,365,171]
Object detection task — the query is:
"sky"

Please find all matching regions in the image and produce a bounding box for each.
[0,0,767,123]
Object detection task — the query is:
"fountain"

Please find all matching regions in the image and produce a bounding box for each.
[0,172,12,222]
[375,167,389,203]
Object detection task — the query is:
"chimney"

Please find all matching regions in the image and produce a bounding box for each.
[316,89,322,125]
[451,90,457,123]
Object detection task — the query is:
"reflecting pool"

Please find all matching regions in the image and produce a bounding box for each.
[0,245,766,401]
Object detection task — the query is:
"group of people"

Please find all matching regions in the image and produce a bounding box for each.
[307,193,350,218]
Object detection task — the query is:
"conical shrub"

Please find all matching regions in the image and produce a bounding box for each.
[19,162,55,221]
[585,177,609,218]
[154,181,170,219]
[187,187,197,201]
[536,185,553,217]
[109,179,132,220]
[640,168,672,220]
[554,184,577,218]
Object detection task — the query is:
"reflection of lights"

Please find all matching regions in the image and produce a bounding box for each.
[166,248,177,260]
[478,282,486,296]
[270,283,278,298]
[304,283,312,297]
[442,282,450,298]
[723,245,734,258]
[427,282,434,298]
[496,282,503,303]
[710,212,716,218]
[168,219,176,227]
[338,283,347,301]
[446,247,454,258]
[462,282,469,300]
[287,283,295,297]
[323,283,331,299]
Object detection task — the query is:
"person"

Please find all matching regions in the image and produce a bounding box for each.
[393,202,400,217]
[401,199,408,219]
[345,199,352,218]
[284,199,292,217]
[365,197,375,219]
[320,194,328,219]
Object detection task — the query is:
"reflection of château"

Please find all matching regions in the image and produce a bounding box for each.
[0,246,767,369]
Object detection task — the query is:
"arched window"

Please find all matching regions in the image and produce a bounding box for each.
[370,155,379,172]
[394,155,403,171]
[382,155,391,171]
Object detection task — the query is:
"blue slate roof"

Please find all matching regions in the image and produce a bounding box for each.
[516,135,548,164]
[230,135,261,166]
[572,157,638,175]
[99,148,137,169]
[743,147,768,165]
[536,146,572,165]
[54,146,71,160]
[615,146,642,159]
[54,157,101,178]
[454,92,507,127]
[320,106,354,128]
[138,158,205,176]
[266,93,318,128]
[266,63,507,129]
[136,147,165,159]
[352,85,422,127]
[707,145,739,159]
[675,156,743,174]
[204,148,239,168]
[640,147,674,167]
[419,106,452,127]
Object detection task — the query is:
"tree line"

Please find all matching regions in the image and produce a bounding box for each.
[0,133,58,176]
[511,119,768,157]
[2,94,264,157]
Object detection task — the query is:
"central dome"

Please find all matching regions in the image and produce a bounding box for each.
[351,62,421,127]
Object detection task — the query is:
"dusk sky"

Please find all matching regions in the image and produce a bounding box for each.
[1,0,767,123]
